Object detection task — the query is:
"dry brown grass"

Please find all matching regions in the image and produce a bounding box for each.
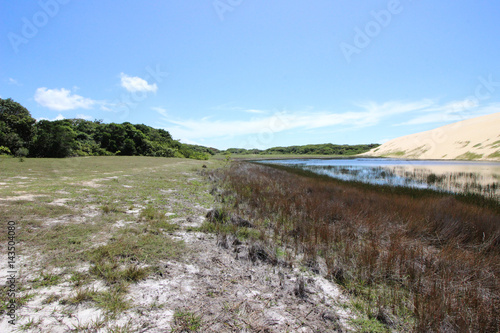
[211,161,500,332]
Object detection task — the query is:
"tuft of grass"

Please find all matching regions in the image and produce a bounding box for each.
[171,309,202,332]
[64,286,130,315]
[42,293,61,304]
[69,271,91,287]
[139,205,163,221]
[89,262,149,284]
[236,227,260,241]
[64,287,98,305]
[32,272,60,288]
[351,317,389,333]
[101,202,121,214]
[19,318,41,331]
[93,288,130,314]
[69,317,107,332]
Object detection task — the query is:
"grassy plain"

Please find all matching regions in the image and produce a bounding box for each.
[0,156,218,331]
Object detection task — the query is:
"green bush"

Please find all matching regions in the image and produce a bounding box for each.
[0,146,11,155]
[14,147,29,157]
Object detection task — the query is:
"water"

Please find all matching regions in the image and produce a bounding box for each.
[258,158,500,200]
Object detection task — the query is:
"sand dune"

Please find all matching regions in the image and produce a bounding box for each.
[364,112,500,161]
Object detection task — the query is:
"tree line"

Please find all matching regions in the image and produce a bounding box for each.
[0,98,216,159]
[1,97,379,159]
[223,143,379,156]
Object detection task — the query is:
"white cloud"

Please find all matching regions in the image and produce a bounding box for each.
[76,114,93,120]
[38,114,65,121]
[34,87,95,111]
[120,73,157,93]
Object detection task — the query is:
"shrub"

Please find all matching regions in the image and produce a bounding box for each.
[14,147,29,157]
[0,146,11,155]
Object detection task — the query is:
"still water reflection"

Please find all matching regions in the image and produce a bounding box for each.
[259,158,500,200]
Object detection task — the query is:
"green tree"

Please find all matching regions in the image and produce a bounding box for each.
[30,120,77,157]
[0,98,36,153]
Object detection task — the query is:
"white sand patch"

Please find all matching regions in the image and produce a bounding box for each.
[0,194,46,201]
[113,220,133,228]
[56,190,70,195]
[125,207,143,216]
[172,231,210,243]
[74,176,120,188]
[49,198,71,206]
[0,281,106,333]
[77,180,102,188]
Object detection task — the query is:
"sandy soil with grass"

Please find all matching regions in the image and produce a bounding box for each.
[0,156,357,332]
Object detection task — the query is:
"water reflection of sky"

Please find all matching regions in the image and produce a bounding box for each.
[302,165,432,189]
[258,158,500,198]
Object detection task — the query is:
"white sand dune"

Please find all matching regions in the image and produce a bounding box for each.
[363,112,500,161]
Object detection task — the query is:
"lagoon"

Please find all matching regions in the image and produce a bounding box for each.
[258,158,500,200]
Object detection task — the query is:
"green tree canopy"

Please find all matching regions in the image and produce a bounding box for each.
[0,98,36,154]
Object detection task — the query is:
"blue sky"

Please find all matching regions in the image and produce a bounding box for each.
[1,0,499,149]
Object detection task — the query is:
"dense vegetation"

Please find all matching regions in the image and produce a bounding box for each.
[1,97,378,159]
[224,143,379,156]
[0,98,216,159]
[210,162,500,332]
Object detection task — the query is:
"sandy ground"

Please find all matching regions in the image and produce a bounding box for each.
[0,177,356,332]
[363,112,500,160]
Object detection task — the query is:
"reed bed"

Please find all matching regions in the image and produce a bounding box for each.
[212,161,500,332]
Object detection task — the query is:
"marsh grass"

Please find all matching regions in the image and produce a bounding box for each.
[213,161,500,332]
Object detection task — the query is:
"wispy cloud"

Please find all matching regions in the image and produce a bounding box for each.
[152,107,168,117]
[120,73,157,93]
[245,109,267,114]
[156,99,500,144]
[34,87,95,111]
[157,108,381,141]
[395,99,497,126]
[8,78,21,86]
